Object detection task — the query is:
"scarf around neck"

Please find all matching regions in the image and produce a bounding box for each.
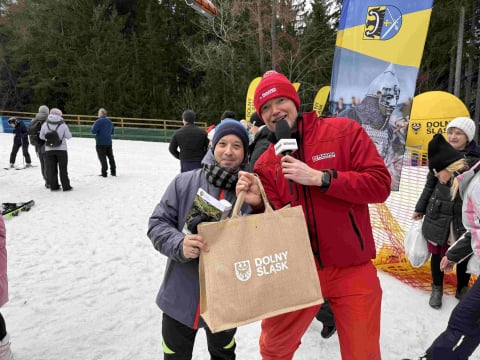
[203,163,241,190]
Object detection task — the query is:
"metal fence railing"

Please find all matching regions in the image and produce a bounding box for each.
[0,110,207,143]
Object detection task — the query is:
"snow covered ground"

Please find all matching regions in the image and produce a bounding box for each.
[0,133,476,359]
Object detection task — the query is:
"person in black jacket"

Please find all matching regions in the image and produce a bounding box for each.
[8,117,32,168]
[247,112,271,168]
[29,105,50,187]
[412,117,480,309]
[169,110,209,173]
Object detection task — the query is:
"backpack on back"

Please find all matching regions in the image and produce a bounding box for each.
[45,123,62,147]
[27,118,44,147]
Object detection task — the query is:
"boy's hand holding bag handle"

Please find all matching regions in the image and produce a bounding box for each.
[198,175,323,333]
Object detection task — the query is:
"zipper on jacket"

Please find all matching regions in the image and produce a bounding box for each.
[297,117,323,268]
[349,212,364,250]
[301,184,323,268]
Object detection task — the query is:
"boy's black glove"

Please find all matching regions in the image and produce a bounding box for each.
[187,214,216,234]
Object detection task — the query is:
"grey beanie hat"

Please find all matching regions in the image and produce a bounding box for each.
[38,105,49,115]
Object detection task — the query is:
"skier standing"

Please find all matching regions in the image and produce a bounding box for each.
[8,117,32,169]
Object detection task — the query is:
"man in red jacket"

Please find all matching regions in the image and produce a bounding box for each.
[236,70,391,360]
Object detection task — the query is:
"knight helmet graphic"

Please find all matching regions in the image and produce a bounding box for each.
[367,63,401,117]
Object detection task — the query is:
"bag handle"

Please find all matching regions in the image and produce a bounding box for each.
[232,175,274,217]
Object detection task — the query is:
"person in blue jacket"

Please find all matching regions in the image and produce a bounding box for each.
[147,120,252,359]
[91,108,116,177]
[8,117,32,168]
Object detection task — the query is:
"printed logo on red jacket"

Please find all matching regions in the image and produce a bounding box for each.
[312,152,336,162]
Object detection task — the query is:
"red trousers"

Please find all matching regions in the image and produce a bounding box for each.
[260,262,382,360]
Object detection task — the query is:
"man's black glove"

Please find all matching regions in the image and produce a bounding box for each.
[187,214,216,234]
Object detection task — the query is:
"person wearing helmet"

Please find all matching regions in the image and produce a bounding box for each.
[7,117,32,169]
[339,63,403,189]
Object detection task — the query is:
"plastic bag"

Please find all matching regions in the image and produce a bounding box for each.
[404,220,430,268]
[467,255,480,276]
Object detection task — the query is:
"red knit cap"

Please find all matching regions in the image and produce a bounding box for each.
[254,70,300,120]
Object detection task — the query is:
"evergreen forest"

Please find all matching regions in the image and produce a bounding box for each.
[0,0,478,124]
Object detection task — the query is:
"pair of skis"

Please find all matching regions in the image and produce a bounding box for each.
[3,165,37,171]
[1,200,35,219]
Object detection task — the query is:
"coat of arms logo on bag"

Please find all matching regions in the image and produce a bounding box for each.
[234,261,252,281]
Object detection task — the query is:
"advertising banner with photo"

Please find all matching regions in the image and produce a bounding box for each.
[330,0,433,190]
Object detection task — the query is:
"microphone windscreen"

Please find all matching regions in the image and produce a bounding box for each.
[275,119,291,141]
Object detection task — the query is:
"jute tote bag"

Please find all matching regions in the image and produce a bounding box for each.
[198,176,323,333]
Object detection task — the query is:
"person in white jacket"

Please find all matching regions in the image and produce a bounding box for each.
[39,108,73,191]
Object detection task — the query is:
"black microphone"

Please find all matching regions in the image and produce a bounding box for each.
[274,119,298,195]
[274,119,298,156]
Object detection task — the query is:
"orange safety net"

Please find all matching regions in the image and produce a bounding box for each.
[372,148,476,294]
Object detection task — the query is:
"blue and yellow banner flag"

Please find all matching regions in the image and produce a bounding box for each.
[330,0,433,190]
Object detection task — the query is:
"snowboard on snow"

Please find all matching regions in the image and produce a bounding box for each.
[1,200,35,219]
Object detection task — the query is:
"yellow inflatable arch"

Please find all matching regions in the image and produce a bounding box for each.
[407,90,470,152]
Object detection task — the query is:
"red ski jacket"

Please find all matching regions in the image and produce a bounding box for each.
[254,112,391,268]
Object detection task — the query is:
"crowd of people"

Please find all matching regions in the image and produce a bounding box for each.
[5,71,480,359]
[159,70,480,360]
[413,117,480,309]
[2,105,118,358]
[410,134,480,359]
[6,106,117,191]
